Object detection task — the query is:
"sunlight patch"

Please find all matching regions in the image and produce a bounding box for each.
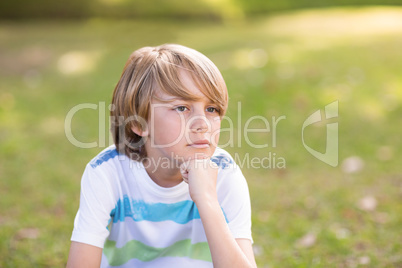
[232,48,268,69]
[262,7,402,48]
[264,7,402,37]
[57,51,102,75]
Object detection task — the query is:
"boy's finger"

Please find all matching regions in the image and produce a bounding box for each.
[180,169,189,179]
[180,161,191,175]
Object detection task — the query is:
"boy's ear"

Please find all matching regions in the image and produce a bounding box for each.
[131,125,149,137]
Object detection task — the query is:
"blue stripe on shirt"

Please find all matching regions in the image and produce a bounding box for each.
[110,195,229,224]
[90,148,119,168]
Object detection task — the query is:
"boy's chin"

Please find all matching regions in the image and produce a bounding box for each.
[175,151,214,162]
[154,146,217,164]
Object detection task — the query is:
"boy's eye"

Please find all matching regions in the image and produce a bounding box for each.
[174,106,188,112]
[206,107,219,113]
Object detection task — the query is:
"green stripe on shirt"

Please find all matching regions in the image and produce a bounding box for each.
[103,239,212,265]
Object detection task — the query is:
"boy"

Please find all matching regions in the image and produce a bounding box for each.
[67,44,256,267]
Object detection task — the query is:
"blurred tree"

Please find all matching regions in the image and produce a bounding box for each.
[0,0,400,20]
[89,0,217,19]
[0,0,91,19]
[234,0,402,15]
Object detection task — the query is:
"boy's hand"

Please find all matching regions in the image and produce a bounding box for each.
[180,158,219,204]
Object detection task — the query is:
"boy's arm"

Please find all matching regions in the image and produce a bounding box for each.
[66,242,102,268]
[196,197,257,268]
[236,238,257,266]
[181,159,257,267]
[68,164,116,267]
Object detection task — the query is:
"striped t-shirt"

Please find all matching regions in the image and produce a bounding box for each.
[71,145,252,267]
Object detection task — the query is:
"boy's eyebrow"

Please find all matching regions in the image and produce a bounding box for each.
[153,95,204,103]
[153,96,185,103]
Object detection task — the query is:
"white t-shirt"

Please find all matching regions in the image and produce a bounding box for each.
[71,145,252,267]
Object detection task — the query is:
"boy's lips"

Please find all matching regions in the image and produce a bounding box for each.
[188,139,210,149]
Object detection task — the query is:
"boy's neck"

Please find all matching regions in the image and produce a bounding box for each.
[142,158,183,188]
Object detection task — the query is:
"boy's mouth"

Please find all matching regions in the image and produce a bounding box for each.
[188,139,210,149]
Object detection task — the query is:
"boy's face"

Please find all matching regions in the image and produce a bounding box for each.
[143,71,222,165]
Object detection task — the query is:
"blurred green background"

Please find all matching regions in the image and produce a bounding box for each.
[1,0,402,267]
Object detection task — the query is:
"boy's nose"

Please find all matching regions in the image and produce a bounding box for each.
[189,115,209,133]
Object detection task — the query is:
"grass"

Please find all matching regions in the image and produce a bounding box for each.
[1,6,401,267]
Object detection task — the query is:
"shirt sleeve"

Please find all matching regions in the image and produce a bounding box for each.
[217,162,253,243]
[71,164,117,248]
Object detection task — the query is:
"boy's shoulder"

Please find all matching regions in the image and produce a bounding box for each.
[88,144,122,169]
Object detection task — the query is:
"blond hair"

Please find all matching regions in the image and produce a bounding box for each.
[110,44,228,160]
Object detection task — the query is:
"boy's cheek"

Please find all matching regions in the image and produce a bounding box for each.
[213,116,221,121]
